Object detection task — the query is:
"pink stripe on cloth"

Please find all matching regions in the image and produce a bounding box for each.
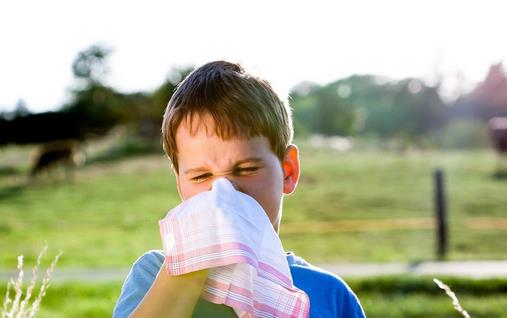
[164,241,258,270]
[258,261,293,287]
[204,274,310,318]
[159,178,309,317]
[206,277,255,298]
[166,253,255,276]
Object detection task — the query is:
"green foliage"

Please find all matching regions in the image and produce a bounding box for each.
[359,293,506,318]
[315,86,357,135]
[291,89,318,138]
[1,44,490,149]
[435,119,491,149]
[291,75,447,145]
[62,84,124,134]
[72,44,112,85]
[151,66,194,113]
[60,61,193,140]
[349,276,507,317]
[291,84,357,136]
[348,275,507,295]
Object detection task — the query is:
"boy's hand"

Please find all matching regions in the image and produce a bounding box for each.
[130,262,209,318]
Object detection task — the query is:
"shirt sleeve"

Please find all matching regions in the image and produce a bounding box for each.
[112,250,164,318]
[338,282,366,318]
[288,255,366,318]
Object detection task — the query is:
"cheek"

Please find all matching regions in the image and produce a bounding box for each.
[245,170,283,210]
[178,179,209,201]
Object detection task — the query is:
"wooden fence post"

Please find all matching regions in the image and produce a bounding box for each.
[434,168,448,260]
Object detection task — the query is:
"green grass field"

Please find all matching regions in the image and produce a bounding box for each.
[2,140,507,316]
[1,141,507,268]
[2,276,507,317]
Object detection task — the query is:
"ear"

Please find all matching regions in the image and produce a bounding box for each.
[282,144,300,195]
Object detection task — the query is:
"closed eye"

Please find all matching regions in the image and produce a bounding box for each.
[190,173,213,182]
[189,166,261,183]
[233,167,260,175]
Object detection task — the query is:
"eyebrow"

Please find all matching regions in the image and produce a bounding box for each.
[184,158,264,175]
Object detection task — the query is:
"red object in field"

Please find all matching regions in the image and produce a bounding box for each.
[489,117,507,154]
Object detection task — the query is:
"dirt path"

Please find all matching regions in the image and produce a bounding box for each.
[2,260,507,282]
[282,217,507,233]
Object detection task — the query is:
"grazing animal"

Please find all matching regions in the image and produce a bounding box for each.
[489,117,507,153]
[489,117,507,175]
[30,140,83,180]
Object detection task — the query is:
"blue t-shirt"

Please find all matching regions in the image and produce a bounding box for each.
[113,250,366,317]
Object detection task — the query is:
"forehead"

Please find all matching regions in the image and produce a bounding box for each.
[175,113,273,162]
[177,112,215,138]
[179,111,256,139]
[175,111,262,144]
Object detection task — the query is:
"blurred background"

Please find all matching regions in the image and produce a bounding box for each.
[1,0,507,317]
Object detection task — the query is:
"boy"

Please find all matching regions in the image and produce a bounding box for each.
[113,61,365,317]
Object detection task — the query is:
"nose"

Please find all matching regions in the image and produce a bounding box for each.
[227,178,240,191]
[211,176,241,192]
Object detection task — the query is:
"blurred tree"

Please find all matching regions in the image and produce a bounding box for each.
[72,44,112,86]
[333,76,446,141]
[14,99,30,117]
[314,86,357,135]
[290,75,447,146]
[62,84,123,136]
[290,82,319,137]
[390,79,446,144]
[451,63,507,121]
[63,44,122,136]
[291,81,357,136]
[151,66,194,119]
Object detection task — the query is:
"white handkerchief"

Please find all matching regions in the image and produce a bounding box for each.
[159,178,309,317]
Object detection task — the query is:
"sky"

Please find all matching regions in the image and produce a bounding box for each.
[1,0,506,113]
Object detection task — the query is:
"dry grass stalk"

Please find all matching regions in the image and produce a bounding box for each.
[27,249,62,318]
[433,278,471,318]
[11,256,24,316]
[1,246,62,318]
[18,245,48,317]
[2,282,12,318]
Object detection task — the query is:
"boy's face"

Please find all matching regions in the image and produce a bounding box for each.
[173,113,300,233]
